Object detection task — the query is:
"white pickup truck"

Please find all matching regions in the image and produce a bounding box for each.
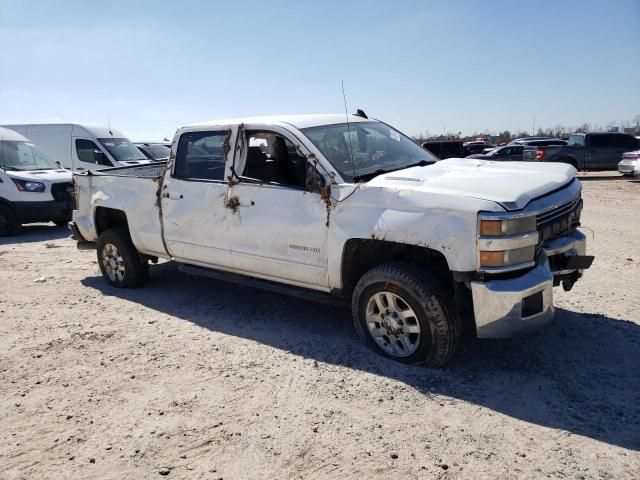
[70,113,593,366]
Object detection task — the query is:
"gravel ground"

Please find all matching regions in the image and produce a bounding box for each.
[1,172,639,480]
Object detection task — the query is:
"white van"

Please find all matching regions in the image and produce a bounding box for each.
[0,127,74,235]
[1,123,151,172]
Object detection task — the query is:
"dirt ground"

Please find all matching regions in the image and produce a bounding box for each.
[1,172,639,480]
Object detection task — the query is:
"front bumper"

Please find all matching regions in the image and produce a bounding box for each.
[471,229,589,338]
[618,159,640,176]
[11,200,73,224]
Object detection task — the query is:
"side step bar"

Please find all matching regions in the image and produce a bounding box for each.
[178,263,346,307]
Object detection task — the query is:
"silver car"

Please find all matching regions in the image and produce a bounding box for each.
[618,150,640,177]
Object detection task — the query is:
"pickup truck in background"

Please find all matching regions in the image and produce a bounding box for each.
[421,140,463,159]
[523,132,640,169]
[70,114,593,366]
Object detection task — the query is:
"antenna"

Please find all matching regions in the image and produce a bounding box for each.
[107,118,113,136]
[341,80,356,180]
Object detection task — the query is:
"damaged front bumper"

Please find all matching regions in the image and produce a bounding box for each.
[471,229,591,338]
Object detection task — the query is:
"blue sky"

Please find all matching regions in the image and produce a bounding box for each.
[1,0,638,140]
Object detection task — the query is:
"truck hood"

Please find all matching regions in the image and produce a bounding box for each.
[367,158,576,211]
[6,169,72,183]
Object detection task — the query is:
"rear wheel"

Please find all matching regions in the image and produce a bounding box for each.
[97,228,149,288]
[352,262,460,367]
[0,204,21,236]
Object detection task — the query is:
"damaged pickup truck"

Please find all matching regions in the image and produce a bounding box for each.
[70,113,593,366]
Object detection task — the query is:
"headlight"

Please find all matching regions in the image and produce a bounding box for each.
[12,179,46,192]
[480,246,537,268]
[478,214,538,271]
[480,216,537,236]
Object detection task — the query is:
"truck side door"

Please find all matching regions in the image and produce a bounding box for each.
[585,134,619,169]
[226,127,329,289]
[160,127,236,268]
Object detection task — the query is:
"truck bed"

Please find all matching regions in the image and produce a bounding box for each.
[73,163,168,257]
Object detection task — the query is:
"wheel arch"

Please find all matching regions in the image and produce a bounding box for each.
[339,238,453,298]
[557,156,578,169]
[94,207,129,236]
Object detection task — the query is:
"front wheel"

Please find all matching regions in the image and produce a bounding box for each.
[96,228,149,288]
[352,263,460,367]
[0,204,21,236]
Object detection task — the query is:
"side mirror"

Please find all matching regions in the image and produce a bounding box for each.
[94,150,112,166]
[306,163,327,194]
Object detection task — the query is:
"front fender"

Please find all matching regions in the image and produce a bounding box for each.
[326,184,501,289]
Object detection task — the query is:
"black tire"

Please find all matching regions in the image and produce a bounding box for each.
[96,227,149,288]
[0,204,21,236]
[352,262,460,367]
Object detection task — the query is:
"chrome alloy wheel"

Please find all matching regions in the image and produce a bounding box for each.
[365,291,421,357]
[101,243,125,282]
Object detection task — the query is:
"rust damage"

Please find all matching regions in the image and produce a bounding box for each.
[153,175,164,208]
[224,195,240,213]
[320,184,332,227]
[222,128,232,160]
[305,157,333,227]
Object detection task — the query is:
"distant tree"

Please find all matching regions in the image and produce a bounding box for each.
[606,120,618,132]
[497,130,512,143]
[576,123,590,133]
[553,124,566,137]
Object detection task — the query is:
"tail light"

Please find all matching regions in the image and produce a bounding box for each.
[535,149,545,160]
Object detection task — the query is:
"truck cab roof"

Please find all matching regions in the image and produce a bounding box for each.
[185,114,372,131]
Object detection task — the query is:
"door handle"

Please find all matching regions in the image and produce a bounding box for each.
[162,192,184,200]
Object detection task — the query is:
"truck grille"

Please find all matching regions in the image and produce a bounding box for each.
[537,196,582,242]
[51,182,74,202]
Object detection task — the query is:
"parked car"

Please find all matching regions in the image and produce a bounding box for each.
[467,145,524,161]
[510,137,567,147]
[523,132,640,169]
[70,113,592,366]
[1,124,152,172]
[463,141,496,156]
[0,127,73,235]
[421,140,463,159]
[135,143,171,162]
[618,150,640,177]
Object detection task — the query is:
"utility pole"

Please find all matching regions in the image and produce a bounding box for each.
[532,114,536,136]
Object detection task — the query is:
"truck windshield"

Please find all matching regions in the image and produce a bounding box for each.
[301,121,438,182]
[0,140,60,171]
[98,138,148,162]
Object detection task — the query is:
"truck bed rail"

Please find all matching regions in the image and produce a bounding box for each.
[86,162,167,178]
